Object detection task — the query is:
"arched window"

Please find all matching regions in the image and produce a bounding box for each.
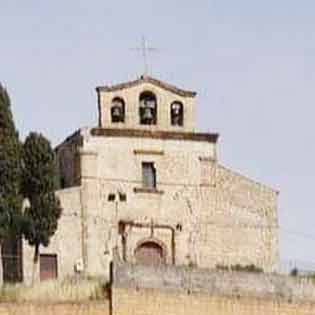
[170,101,184,126]
[111,97,125,123]
[139,91,157,125]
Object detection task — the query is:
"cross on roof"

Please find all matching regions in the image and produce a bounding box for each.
[131,37,159,76]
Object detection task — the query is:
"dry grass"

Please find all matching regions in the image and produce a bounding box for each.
[0,278,109,303]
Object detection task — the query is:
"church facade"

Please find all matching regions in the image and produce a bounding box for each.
[22,75,279,283]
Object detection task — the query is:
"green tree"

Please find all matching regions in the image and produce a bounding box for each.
[0,83,23,283]
[22,132,62,282]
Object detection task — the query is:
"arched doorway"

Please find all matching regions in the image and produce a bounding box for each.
[134,241,165,266]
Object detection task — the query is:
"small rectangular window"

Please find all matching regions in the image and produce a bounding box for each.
[108,193,116,202]
[142,162,156,189]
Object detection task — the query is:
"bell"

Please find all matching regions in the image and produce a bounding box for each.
[142,107,153,121]
[112,106,121,118]
[172,103,181,115]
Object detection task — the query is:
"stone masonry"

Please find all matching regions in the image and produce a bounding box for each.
[112,262,315,315]
[22,75,279,283]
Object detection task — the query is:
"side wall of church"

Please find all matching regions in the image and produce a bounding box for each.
[98,82,196,132]
[198,163,279,272]
[22,187,83,284]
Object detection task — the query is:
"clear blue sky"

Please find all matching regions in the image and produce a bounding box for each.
[1,0,315,267]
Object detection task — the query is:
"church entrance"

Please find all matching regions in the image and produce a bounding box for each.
[134,241,165,266]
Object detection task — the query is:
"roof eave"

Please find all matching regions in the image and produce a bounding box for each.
[90,128,219,143]
[96,76,197,98]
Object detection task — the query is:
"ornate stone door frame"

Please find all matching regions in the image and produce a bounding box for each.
[118,220,176,265]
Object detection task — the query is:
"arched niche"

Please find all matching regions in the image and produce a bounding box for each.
[170,101,184,126]
[139,91,157,125]
[111,97,125,123]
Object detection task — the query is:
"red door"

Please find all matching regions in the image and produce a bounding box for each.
[40,254,58,281]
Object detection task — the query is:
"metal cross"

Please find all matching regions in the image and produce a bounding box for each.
[131,37,159,75]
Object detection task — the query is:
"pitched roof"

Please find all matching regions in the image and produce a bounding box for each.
[96,75,197,98]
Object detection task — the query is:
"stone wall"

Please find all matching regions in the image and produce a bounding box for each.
[113,262,315,302]
[112,262,315,315]
[198,164,279,271]
[4,263,315,315]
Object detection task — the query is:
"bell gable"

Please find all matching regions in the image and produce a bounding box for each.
[96,75,197,132]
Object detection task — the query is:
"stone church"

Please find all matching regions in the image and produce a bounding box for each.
[21,75,279,283]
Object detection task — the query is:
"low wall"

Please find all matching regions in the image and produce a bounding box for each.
[113,262,315,302]
[0,302,109,315]
[112,262,315,315]
[2,263,315,315]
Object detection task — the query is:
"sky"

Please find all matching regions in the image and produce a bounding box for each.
[1,0,315,269]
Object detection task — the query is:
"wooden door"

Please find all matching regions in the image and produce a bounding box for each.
[40,254,57,281]
[135,242,164,266]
